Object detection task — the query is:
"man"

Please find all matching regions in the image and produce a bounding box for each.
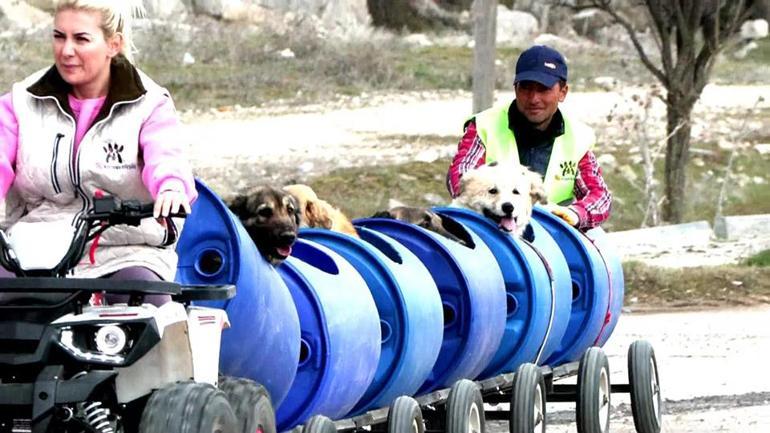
[447,45,612,230]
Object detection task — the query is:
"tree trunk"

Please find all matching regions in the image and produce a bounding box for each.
[663,96,694,223]
[472,0,497,113]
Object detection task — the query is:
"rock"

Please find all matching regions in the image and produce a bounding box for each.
[182,51,196,65]
[404,33,434,47]
[0,0,50,30]
[755,143,770,154]
[596,153,617,170]
[496,7,538,48]
[278,48,295,58]
[713,214,770,241]
[740,18,769,40]
[593,76,619,91]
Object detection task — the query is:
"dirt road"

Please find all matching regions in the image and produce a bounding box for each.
[488,305,770,432]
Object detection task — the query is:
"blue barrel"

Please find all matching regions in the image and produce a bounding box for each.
[175,180,300,407]
[434,207,572,377]
[276,239,381,431]
[532,206,610,366]
[355,217,506,393]
[301,228,443,414]
[585,227,624,347]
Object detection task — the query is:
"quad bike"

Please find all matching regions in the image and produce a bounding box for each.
[0,196,276,433]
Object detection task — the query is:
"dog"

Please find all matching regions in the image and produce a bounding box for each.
[282,184,359,238]
[227,186,301,265]
[371,206,470,246]
[451,162,547,238]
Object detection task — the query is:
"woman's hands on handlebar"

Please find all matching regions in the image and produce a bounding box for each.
[154,190,191,220]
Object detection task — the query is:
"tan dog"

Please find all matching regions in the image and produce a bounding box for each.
[451,162,547,237]
[282,184,359,238]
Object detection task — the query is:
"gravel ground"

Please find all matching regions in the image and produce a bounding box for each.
[486,305,770,433]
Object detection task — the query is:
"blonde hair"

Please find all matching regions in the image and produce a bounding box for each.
[55,0,146,63]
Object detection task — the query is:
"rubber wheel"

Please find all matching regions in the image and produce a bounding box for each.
[576,347,611,433]
[219,377,276,433]
[509,363,546,433]
[628,340,662,433]
[139,381,237,433]
[302,415,337,433]
[388,396,424,433]
[446,379,485,433]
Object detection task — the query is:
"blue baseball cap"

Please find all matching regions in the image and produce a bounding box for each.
[514,45,568,87]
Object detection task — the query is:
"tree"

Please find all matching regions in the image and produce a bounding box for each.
[571,0,756,223]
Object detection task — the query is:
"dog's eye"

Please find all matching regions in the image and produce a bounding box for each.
[258,207,273,218]
[513,188,520,195]
[287,204,296,213]
[488,187,498,195]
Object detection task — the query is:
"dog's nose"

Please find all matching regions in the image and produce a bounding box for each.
[502,202,514,215]
[279,231,297,245]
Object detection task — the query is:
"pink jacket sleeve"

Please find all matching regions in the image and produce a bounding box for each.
[139,95,197,204]
[0,92,18,202]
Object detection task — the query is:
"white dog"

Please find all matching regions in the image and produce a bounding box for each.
[451,162,547,237]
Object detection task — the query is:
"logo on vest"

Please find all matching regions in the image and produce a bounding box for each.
[104,142,124,164]
[99,141,136,170]
[556,160,577,180]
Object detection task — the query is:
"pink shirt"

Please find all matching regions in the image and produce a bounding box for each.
[0,91,195,202]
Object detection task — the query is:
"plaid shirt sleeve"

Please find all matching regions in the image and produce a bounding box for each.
[570,150,612,230]
[446,121,487,198]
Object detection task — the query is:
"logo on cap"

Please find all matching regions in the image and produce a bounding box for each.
[544,62,556,70]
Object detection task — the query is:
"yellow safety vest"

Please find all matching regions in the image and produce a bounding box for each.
[473,104,595,204]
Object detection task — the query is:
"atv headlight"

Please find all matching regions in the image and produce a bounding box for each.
[57,320,159,366]
[95,325,127,355]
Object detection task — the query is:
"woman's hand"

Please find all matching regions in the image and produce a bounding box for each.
[154,190,191,219]
[546,204,579,227]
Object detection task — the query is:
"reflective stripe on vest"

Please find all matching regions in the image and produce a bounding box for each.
[473,104,595,204]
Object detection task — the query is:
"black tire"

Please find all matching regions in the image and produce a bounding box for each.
[446,379,485,433]
[139,381,237,433]
[302,415,337,433]
[388,396,424,433]
[628,340,662,433]
[219,376,276,433]
[576,347,611,433]
[509,363,546,433]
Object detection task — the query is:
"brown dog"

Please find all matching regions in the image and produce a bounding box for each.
[371,206,470,246]
[228,186,301,265]
[282,184,359,238]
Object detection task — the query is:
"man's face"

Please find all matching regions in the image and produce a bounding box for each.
[514,80,568,130]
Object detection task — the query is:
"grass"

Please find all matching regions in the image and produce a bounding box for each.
[623,261,770,308]
[745,250,770,267]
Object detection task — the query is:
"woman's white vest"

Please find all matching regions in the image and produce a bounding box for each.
[7,59,182,280]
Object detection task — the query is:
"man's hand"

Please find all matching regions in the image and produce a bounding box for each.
[546,204,579,227]
[154,190,191,219]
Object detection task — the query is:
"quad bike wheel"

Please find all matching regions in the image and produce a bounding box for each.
[388,396,424,433]
[138,381,237,433]
[509,363,546,433]
[219,376,276,433]
[446,379,485,433]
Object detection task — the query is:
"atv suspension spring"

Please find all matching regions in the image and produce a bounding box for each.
[82,401,114,433]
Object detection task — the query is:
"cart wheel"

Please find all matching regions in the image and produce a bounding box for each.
[302,415,336,433]
[388,396,424,433]
[577,347,611,433]
[628,340,662,433]
[219,376,276,433]
[446,379,485,433]
[509,363,546,433]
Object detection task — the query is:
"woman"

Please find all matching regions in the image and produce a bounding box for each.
[0,0,196,291]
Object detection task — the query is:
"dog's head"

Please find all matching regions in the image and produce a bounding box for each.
[372,206,471,246]
[283,184,334,230]
[453,162,547,236]
[228,186,301,265]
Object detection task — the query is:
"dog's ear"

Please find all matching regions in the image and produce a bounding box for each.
[371,210,395,219]
[227,194,248,218]
[525,169,548,204]
[305,200,334,229]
